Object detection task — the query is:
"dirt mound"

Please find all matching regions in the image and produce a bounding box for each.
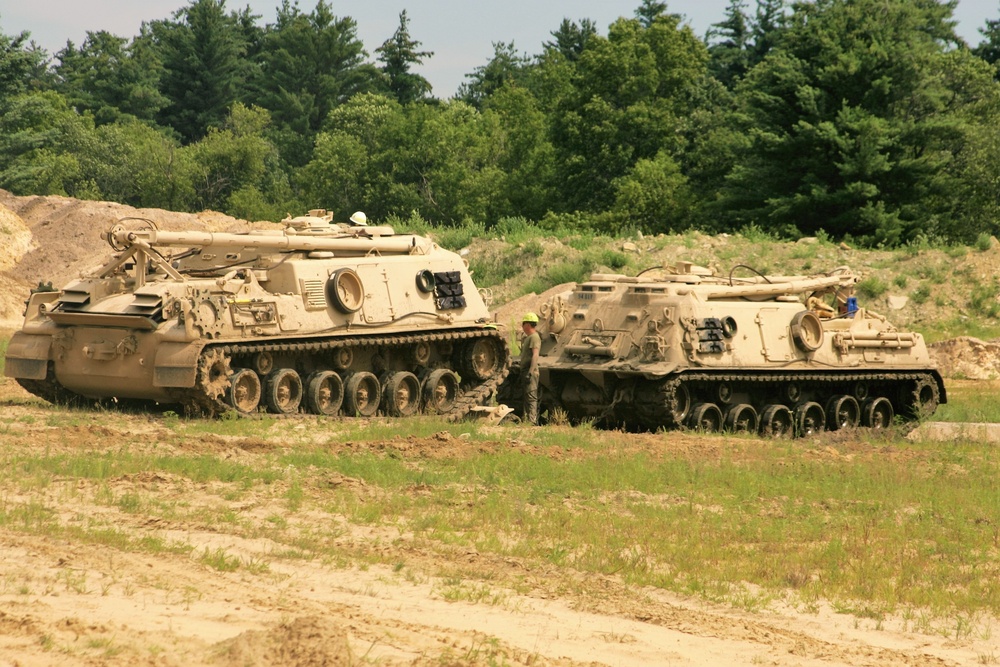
[215,616,353,666]
[0,204,31,272]
[0,191,256,287]
[0,190,262,327]
[929,336,1000,379]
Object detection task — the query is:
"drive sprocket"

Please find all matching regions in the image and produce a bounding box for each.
[197,348,231,401]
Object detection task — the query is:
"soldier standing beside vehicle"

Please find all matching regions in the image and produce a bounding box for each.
[520,312,541,424]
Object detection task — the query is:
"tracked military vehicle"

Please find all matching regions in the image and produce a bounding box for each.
[499,263,944,436]
[5,210,508,418]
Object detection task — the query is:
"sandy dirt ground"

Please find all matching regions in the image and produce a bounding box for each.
[0,378,997,667]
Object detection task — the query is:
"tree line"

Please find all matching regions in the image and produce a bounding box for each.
[2,0,1000,246]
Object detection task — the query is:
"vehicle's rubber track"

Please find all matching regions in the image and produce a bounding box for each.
[17,372,82,407]
[637,369,941,428]
[178,326,510,421]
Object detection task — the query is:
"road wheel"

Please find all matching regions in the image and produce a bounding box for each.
[305,371,343,416]
[344,372,381,417]
[265,368,302,414]
[724,404,758,433]
[382,371,422,417]
[227,368,261,414]
[825,395,860,430]
[862,397,894,429]
[760,404,793,438]
[423,369,460,414]
[688,403,723,432]
[794,401,826,436]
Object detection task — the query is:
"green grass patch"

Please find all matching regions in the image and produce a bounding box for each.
[11,450,282,486]
[934,382,1000,421]
[920,317,1000,344]
[1,386,999,626]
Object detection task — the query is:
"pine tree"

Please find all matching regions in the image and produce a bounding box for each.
[55,31,167,124]
[153,0,253,141]
[0,26,45,106]
[543,19,597,61]
[254,0,379,165]
[375,11,433,104]
[720,0,978,245]
[458,41,530,107]
[707,0,751,87]
[634,0,671,28]
[750,0,786,64]
[972,8,1000,70]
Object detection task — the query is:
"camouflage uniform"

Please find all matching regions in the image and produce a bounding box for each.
[520,330,541,424]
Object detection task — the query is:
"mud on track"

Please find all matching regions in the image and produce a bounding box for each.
[0,377,995,667]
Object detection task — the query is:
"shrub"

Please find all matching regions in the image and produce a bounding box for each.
[599,250,628,270]
[738,223,778,243]
[911,284,931,305]
[432,221,486,250]
[969,281,1000,318]
[522,239,544,258]
[975,233,993,252]
[856,276,889,299]
[547,259,594,285]
[492,216,539,244]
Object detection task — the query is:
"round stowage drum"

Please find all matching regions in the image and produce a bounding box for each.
[790,310,824,352]
[721,316,738,338]
[326,268,365,314]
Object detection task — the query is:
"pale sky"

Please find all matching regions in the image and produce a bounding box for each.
[1,0,996,97]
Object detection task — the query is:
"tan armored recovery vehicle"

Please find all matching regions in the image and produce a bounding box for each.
[5,210,509,417]
[499,262,944,435]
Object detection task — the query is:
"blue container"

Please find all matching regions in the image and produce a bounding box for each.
[846,296,858,315]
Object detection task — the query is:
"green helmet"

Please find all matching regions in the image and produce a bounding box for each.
[522,312,539,324]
